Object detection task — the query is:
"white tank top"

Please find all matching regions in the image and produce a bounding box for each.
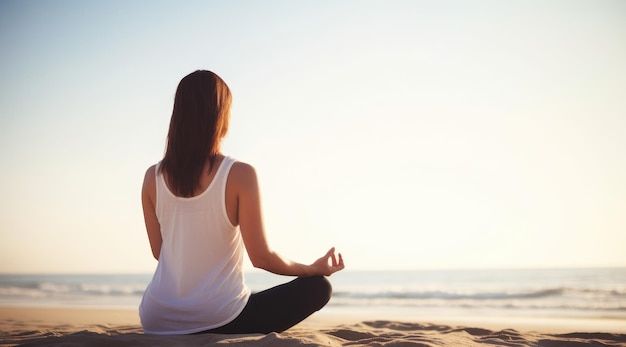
[139,157,251,334]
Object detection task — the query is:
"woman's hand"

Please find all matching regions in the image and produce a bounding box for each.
[310,247,345,276]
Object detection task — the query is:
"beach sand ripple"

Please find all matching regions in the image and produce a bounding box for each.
[2,320,625,347]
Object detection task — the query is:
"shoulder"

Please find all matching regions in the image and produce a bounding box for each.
[143,164,157,181]
[142,164,158,192]
[231,161,256,176]
[229,161,259,191]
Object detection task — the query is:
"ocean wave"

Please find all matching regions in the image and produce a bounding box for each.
[0,279,147,299]
[1,270,625,314]
[2,282,624,302]
[327,298,626,312]
[332,287,624,300]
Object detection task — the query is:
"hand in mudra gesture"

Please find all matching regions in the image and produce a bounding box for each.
[311,247,344,276]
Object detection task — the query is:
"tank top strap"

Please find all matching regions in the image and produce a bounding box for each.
[214,156,236,197]
[153,162,163,191]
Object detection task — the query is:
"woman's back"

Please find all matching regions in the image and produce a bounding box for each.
[139,156,251,335]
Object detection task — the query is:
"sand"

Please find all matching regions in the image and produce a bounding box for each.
[1,306,625,347]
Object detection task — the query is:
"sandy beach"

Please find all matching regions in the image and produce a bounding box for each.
[1,306,625,347]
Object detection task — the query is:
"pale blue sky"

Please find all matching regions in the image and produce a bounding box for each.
[1,0,625,273]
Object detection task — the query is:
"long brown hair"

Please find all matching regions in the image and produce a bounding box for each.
[160,70,232,197]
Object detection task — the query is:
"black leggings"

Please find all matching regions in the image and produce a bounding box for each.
[201,276,332,334]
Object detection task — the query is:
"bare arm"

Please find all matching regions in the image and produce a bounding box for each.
[142,165,162,260]
[232,162,344,276]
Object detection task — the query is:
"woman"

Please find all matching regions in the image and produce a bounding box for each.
[139,70,344,335]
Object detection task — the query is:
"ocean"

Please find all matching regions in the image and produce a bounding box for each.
[1,268,625,326]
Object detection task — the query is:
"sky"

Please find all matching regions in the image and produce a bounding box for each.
[1,0,625,274]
